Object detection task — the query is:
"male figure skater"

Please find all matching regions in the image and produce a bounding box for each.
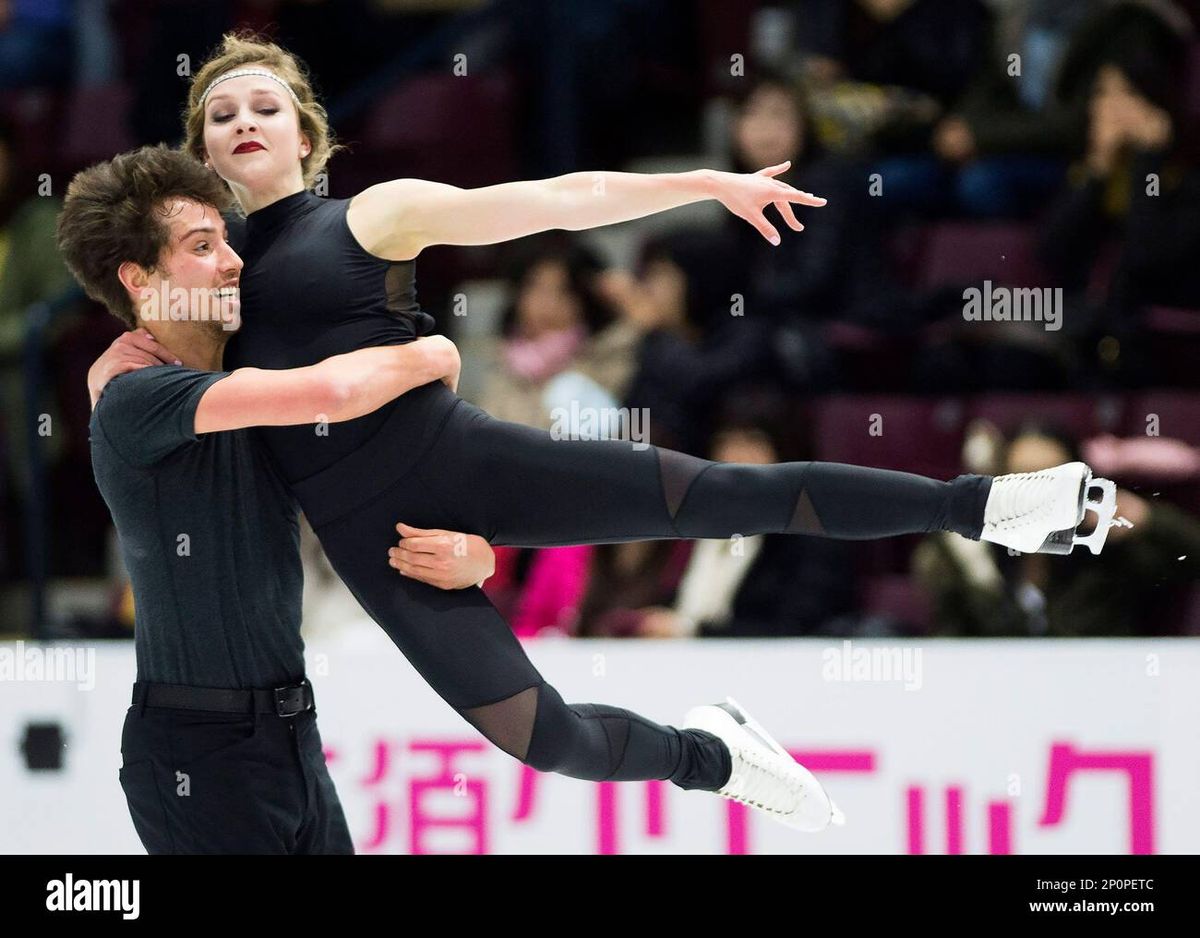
[58,145,493,852]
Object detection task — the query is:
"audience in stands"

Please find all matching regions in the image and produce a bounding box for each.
[5,0,1198,638]
[913,421,1200,635]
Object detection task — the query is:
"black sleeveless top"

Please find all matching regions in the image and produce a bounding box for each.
[224,190,438,483]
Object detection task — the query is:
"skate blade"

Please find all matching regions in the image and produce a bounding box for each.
[1035,476,1133,556]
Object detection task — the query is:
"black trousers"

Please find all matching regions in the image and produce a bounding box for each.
[118,685,353,855]
[288,383,992,793]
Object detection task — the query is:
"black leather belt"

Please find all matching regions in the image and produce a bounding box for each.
[132,679,314,717]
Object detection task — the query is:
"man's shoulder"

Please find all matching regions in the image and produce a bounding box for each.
[95,364,223,409]
[91,365,231,466]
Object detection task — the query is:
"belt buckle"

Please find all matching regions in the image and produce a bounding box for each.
[274,682,307,717]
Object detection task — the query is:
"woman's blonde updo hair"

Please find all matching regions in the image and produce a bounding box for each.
[183,31,343,192]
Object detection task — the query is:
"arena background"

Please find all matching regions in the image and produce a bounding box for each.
[1,0,1198,854]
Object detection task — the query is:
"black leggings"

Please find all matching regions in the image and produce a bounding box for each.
[288,384,991,792]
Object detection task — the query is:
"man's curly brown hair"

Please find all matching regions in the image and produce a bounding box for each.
[56,144,232,329]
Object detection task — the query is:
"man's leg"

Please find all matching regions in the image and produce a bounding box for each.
[119,700,307,854]
[294,711,355,854]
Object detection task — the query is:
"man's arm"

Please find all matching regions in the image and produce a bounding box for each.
[194,336,459,433]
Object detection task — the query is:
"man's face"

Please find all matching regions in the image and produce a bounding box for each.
[135,198,243,336]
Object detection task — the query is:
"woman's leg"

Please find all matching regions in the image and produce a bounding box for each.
[300,396,986,794]
[310,478,731,791]
[419,398,992,547]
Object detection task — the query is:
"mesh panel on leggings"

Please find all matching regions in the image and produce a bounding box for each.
[787,487,825,535]
[462,685,540,761]
[656,448,711,520]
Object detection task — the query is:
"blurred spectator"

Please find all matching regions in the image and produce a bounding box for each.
[913,421,1200,636]
[885,0,1095,218]
[73,0,118,86]
[572,539,692,638]
[705,70,921,392]
[597,231,771,454]
[789,0,990,158]
[1038,20,1200,382]
[0,0,72,88]
[475,235,640,431]
[575,393,857,638]
[124,0,237,146]
[506,0,704,176]
[0,116,74,498]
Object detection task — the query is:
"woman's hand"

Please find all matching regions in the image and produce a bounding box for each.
[1120,96,1172,151]
[635,606,691,638]
[707,161,826,245]
[87,328,182,409]
[388,522,495,589]
[1087,96,1124,176]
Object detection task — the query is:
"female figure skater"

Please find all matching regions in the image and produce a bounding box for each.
[91,34,1120,833]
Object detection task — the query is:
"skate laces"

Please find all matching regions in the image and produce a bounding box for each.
[722,744,804,815]
[988,470,1064,528]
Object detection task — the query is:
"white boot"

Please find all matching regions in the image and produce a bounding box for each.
[682,696,844,832]
[980,461,1130,555]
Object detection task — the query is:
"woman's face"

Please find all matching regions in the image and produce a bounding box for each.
[1006,434,1070,475]
[712,428,778,465]
[516,260,582,336]
[201,69,310,195]
[640,258,687,325]
[733,85,803,170]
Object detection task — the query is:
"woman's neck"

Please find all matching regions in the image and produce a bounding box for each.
[234,177,307,215]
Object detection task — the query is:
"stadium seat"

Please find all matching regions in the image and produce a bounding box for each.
[360,71,517,188]
[1122,391,1200,447]
[969,393,1125,440]
[0,88,60,171]
[811,394,967,479]
[860,573,932,633]
[914,221,1050,291]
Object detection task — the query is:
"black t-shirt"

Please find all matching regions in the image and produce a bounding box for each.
[89,365,306,688]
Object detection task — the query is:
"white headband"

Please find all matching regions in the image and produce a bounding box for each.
[199,67,301,108]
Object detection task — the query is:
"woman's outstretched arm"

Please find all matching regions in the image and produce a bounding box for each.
[345,160,826,261]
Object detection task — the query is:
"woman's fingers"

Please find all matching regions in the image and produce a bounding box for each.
[758,160,791,177]
[117,350,162,369]
[754,215,781,245]
[775,200,804,232]
[782,189,827,206]
[117,328,182,365]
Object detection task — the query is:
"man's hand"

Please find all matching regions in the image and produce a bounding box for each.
[594,269,662,332]
[436,337,461,394]
[87,328,183,409]
[388,522,495,589]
